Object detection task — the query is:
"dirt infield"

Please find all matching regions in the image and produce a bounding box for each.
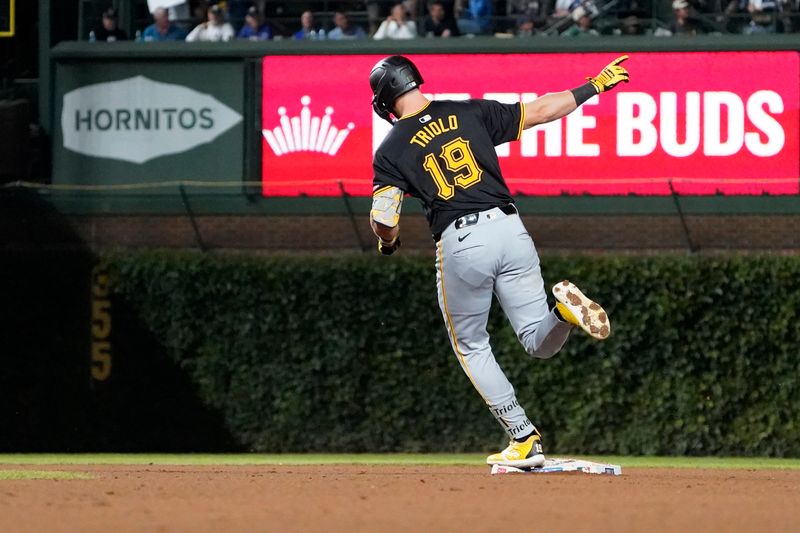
[1,464,799,532]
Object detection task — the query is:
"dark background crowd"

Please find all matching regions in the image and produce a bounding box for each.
[87,0,799,43]
[0,0,796,129]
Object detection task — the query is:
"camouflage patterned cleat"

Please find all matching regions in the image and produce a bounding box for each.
[486,433,545,468]
[552,280,611,340]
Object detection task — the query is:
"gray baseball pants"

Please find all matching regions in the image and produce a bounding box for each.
[435,206,572,439]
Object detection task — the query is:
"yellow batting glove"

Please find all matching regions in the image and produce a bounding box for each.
[587,55,630,93]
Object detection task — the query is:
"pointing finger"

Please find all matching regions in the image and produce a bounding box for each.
[612,55,629,66]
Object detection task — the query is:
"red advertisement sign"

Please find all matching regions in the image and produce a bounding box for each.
[262,52,800,196]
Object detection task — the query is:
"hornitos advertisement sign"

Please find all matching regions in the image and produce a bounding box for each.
[62,76,241,164]
[54,62,245,185]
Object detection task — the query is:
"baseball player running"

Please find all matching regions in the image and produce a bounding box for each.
[369,55,629,467]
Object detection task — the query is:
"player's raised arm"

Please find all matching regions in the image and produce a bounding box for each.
[523,55,630,129]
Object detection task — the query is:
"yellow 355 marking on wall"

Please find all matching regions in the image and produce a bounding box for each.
[0,0,15,38]
[90,263,112,381]
[423,136,483,200]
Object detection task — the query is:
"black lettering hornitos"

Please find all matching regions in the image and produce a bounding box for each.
[162,108,178,129]
[179,109,196,129]
[72,107,217,131]
[95,110,113,131]
[116,109,132,130]
[410,114,459,148]
[134,109,151,129]
[75,110,92,131]
[199,108,214,129]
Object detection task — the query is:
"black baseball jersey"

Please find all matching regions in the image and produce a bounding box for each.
[372,99,524,236]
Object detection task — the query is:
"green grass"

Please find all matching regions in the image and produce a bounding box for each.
[0,454,799,469]
[578,456,800,469]
[0,470,92,480]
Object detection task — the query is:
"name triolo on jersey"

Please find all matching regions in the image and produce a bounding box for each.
[372,99,524,236]
[409,114,459,148]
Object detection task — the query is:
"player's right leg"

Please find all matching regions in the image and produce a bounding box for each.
[493,217,572,359]
[494,216,611,350]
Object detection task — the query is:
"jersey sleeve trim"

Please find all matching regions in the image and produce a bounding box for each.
[373,185,394,196]
[516,101,526,141]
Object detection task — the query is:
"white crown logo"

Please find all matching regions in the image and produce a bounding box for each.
[262,96,355,156]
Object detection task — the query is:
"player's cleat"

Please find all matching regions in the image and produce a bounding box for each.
[552,280,611,340]
[486,433,545,468]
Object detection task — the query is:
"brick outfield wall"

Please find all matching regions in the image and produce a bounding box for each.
[2,213,799,252]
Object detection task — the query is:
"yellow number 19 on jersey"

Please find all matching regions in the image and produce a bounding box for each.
[422,137,483,200]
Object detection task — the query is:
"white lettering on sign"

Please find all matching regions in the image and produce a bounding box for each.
[745,90,784,157]
[660,92,701,158]
[616,90,785,158]
[61,76,242,164]
[370,91,786,159]
[703,91,745,156]
[617,92,658,157]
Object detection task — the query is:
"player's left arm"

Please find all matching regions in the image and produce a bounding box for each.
[370,185,403,255]
[523,55,629,129]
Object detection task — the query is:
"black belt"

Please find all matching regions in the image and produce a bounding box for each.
[433,204,517,242]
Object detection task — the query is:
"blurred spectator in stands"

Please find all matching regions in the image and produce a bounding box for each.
[553,0,582,18]
[691,0,721,14]
[90,7,128,42]
[328,11,368,39]
[366,1,419,35]
[743,0,780,32]
[228,0,252,27]
[455,0,493,34]
[405,0,420,16]
[562,6,600,35]
[143,7,188,41]
[507,0,547,32]
[424,0,461,36]
[780,0,797,31]
[723,0,748,32]
[294,10,325,39]
[619,14,645,34]
[374,3,419,38]
[515,14,537,35]
[669,0,705,33]
[166,0,192,29]
[615,0,648,13]
[507,0,541,18]
[238,6,273,40]
[191,1,211,27]
[366,1,385,35]
[186,4,236,41]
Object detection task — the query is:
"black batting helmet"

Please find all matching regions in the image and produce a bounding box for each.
[369,55,424,123]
